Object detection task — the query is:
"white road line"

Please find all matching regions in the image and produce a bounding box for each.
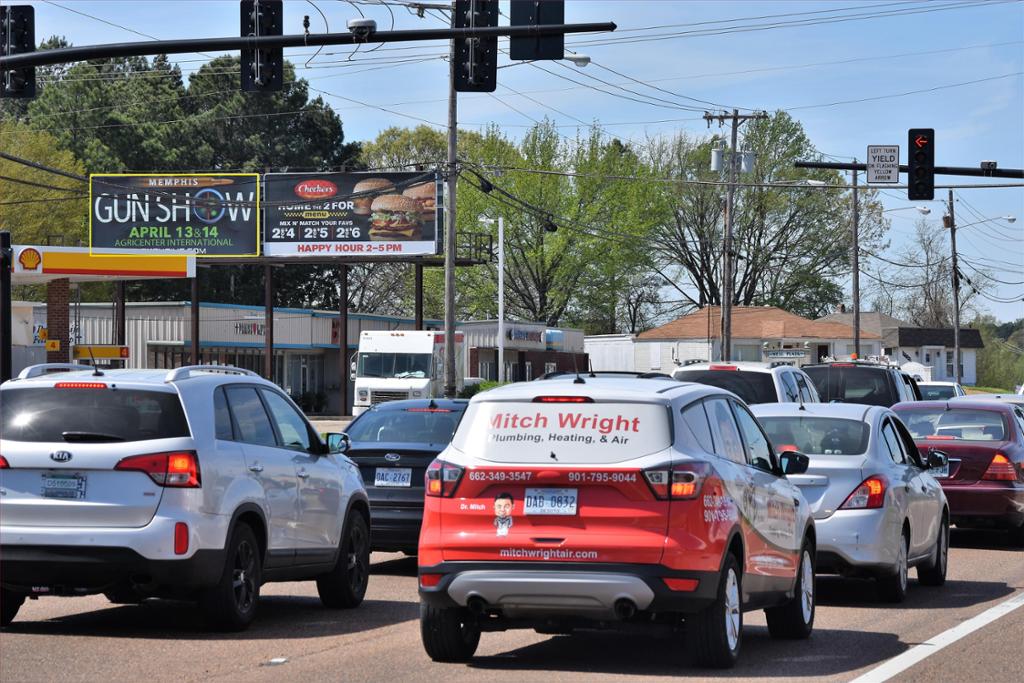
[850,589,1024,683]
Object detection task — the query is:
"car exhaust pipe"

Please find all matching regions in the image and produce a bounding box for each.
[466,595,488,615]
[614,598,637,620]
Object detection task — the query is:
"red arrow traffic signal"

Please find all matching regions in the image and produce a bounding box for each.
[908,128,934,200]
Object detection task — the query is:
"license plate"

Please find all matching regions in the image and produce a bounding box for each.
[935,459,957,479]
[524,488,578,515]
[41,473,87,500]
[374,467,412,487]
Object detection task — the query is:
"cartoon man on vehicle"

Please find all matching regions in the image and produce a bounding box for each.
[494,493,514,536]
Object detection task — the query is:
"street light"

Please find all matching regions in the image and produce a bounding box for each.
[564,51,591,67]
[883,206,931,215]
[953,215,1017,229]
[479,215,505,382]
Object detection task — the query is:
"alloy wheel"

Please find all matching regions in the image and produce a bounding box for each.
[800,550,814,624]
[347,522,368,594]
[724,568,741,651]
[232,539,257,613]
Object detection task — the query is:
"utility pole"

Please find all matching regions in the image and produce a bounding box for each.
[1,232,12,382]
[443,28,458,398]
[704,109,767,362]
[946,189,961,384]
[852,162,861,358]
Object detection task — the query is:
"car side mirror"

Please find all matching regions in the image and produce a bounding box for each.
[349,361,356,382]
[927,449,949,470]
[326,432,350,454]
[779,450,810,475]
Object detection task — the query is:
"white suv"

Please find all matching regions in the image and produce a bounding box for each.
[672,362,821,405]
[0,364,369,631]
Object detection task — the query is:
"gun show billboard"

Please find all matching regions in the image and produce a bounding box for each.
[263,172,441,257]
[90,174,260,257]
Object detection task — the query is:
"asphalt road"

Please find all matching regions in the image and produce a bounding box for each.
[2,528,1022,683]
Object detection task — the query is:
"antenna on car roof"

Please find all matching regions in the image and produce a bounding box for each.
[571,351,585,384]
[86,347,104,377]
[587,357,596,378]
[797,384,806,411]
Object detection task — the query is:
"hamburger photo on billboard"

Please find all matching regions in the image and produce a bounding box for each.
[369,194,422,241]
[401,181,437,220]
[352,178,395,215]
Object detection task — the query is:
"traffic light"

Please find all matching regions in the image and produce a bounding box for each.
[0,5,36,99]
[240,0,283,92]
[453,0,498,93]
[510,0,565,61]
[908,128,935,200]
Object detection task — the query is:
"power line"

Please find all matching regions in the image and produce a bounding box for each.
[0,174,83,193]
[568,1,1016,48]
[786,71,1023,111]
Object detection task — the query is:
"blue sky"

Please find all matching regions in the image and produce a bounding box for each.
[23,0,1024,321]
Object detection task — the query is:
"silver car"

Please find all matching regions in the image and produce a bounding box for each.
[751,403,949,602]
[0,364,369,630]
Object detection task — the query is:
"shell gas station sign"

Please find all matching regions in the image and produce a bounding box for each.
[11,245,195,284]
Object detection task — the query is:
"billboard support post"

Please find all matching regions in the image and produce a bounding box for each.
[443,34,458,398]
[190,276,200,364]
[264,264,274,381]
[339,265,349,417]
[414,263,424,330]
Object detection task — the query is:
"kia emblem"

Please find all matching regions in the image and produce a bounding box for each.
[384,453,401,462]
[50,451,73,463]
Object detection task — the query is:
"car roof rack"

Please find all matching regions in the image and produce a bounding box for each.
[681,359,709,366]
[164,365,260,383]
[768,361,795,368]
[15,363,94,380]
[536,370,674,380]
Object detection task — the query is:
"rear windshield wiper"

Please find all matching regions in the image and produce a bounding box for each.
[62,431,126,442]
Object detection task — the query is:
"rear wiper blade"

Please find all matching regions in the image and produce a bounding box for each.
[62,431,126,442]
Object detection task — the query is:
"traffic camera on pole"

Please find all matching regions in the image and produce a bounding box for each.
[0,5,35,99]
[241,0,283,92]
[453,1,498,92]
[908,128,935,200]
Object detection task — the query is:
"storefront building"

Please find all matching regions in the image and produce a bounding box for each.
[459,320,587,381]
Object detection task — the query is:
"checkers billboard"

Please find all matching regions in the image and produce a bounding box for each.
[89,174,260,257]
[263,171,441,257]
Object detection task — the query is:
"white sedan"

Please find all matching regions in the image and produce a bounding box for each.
[752,403,950,603]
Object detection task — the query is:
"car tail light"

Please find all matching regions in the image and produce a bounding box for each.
[115,451,201,488]
[407,407,453,413]
[644,462,709,500]
[840,476,886,509]
[0,455,8,469]
[425,459,463,497]
[709,365,737,371]
[54,382,108,389]
[533,396,593,403]
[419,573,443,588]
[174,522,189,555]
[663,578,699,592]
[832,363,855,367]
[982,453,1017,481]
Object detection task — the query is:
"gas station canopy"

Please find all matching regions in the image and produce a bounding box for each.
[11,245,195,285]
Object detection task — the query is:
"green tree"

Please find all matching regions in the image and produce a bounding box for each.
[649,111,888,319]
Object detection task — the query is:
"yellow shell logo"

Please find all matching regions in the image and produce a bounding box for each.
[18,248,42,270]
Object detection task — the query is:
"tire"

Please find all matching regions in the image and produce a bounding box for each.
[420,602,481,662]
[1008,522,1024,548]
[687,553,743,669]
[317,512,370,609]
[877,530,909,603]
[104,585,143,605]
[918,517,949,586]
[1,588,25,627]
[200,522,261,631]
[765,541,815,639]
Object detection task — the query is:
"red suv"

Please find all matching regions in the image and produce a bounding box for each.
[417,377,815,668]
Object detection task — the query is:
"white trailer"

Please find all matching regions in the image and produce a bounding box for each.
[351,330,464,416]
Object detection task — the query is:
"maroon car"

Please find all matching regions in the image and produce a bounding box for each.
[893,400,1024,546]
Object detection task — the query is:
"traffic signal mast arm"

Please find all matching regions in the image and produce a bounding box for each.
[0,22,616,70]
[794,160,1023,179]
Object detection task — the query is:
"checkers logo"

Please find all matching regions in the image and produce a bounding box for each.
[294,179,338,200]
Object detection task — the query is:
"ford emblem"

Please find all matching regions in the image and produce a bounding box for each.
[384,453,401,462]
[50,451,73,463]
